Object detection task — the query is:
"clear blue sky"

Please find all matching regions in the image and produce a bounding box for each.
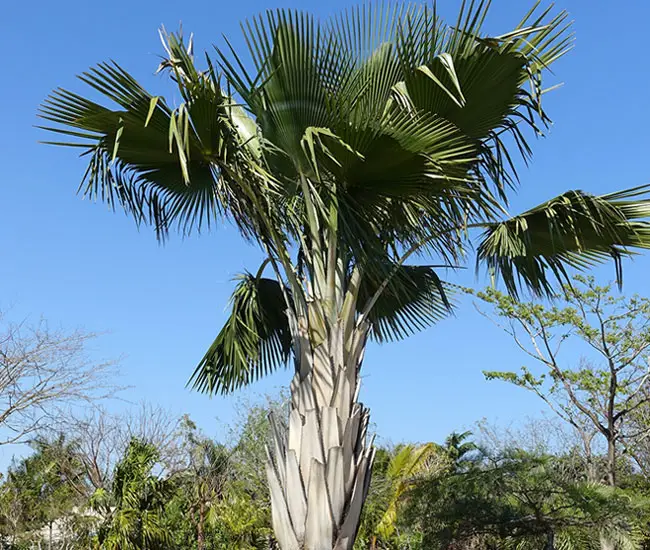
[2,0,650,466]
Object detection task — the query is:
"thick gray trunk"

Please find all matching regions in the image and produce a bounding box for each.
[266,340,374,550]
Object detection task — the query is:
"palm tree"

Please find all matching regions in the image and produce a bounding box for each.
[371,444,439,549]
[180,419,231,550]
[444,431,480,473]
[40,2,650,548]
[91,439,171,550]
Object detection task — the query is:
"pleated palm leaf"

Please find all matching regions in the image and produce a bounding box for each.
[40,2,650,548]
[372,443,440,547]
[91,439,172,550]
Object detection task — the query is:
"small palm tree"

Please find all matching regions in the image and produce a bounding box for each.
[181,420,231,550]
[444,431,480,472]
[92,439,171,550]
[372,444,439,549]
[40,2,650,548]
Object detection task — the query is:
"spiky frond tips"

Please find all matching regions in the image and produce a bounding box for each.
[358,263,455,342]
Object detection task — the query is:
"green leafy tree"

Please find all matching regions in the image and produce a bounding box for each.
[40,1,650,547]
[0,436,86,549]
[178,417,231,550]
[165,402,279,550]
[92,438,172,550]
[474,276,650,487]
[227,396,287,504]
[210,485,273,550]
[406,442,647,550]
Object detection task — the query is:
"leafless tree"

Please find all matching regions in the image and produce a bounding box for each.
[476,416,603,482]
[56,402,183,490]
[0,311,119,446]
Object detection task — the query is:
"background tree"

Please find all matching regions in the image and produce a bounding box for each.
[91,438,173,550]
[0,436,87,549]
[616,400,650,481]
[0,311,118,446]
[177,416,231,550]
[2,394,650,549]
[356,443,441,550]
[474,276,650,486]
[226,395,287,505]
[40,2,650,546]
[0,478,23,547]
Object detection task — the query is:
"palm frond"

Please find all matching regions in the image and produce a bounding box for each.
[224,10,330,173]
[476,186,650,297]
[299,114,483,266]
[188,271,291,395]
[358,263,455,343]
[376,443,439,542]
[39,34,268,239]
[396,2,572,197]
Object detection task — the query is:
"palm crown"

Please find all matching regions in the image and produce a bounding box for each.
[40,2,650,393]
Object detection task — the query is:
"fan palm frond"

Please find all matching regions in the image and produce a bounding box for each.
[477,186,650,297]
[358,263,455,343]
[188,270,292,395]
[192,262,455,394]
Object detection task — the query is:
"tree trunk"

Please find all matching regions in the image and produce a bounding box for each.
[606,438,616,487]
[197,501,206,550]
[266,318,374,550]
[602,440,617,550]
[585,453,598,484]
[545,530,555,550]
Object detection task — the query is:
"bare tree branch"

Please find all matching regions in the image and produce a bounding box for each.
[0,311,121,447]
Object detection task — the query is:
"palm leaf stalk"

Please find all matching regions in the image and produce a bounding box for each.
[40,2,650,549]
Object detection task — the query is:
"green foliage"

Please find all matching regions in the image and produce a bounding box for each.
[2,404,650,550]
[477,188,650,298]
[355,442,453,549]
[165,397,281,550]
[190,263,455,394]
[39,1,650,404]
[405,438,648,550]
[209,484,272,549]
[227,395,288,504]
[0,435,87,546]
[189,273,292,395]
[38,7,650,547]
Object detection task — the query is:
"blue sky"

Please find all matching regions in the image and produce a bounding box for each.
[2,0,650,467]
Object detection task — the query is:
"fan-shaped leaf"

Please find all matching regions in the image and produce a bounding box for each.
[358,263,455,342]
[477,186,650,297]
[189,272,291,395]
